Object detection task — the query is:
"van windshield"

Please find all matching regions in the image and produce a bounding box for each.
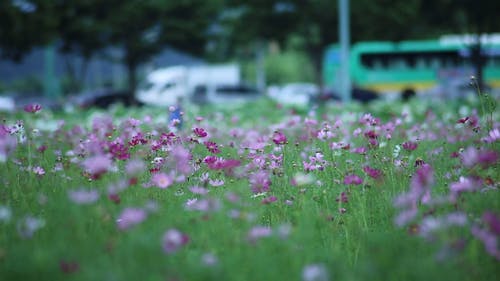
[215,85,260,95]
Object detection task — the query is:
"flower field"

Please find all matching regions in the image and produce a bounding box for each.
[0,96,499,281]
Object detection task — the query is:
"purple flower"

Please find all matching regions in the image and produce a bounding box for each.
[249,170,271,193]
[482,128,500,143]
[151,172,173,189]
[449,176,481,199]
[471,225,500,261]
[125,159,146,175]
[302,263,329,281]
[204,141,220,154]
[461,146,499,168]
[162,228,189,254]
[483,212,500,235]
[394,208,418,227]
[351,146,367,154]
[68,189,99,204]
[343,174,363,185]
[193,127,208,138]
[335,192,348,203]
[363,165,382,179]
[185,198,221,212]
[172,145,192,174]
[402,141,418,151]
[23,103,42,113]
[189,186,209,195]
[17,216,45,238]
[247,225,272,243]
[272,131,287,145]
[411,164,434,195]
[261,196,277,204]
[32,166,45,176]
[209,179,225,187]
[116,208,147,230]
[0,125,17,163]
[81,154,112,178]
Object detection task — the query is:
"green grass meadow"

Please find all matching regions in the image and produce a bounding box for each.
[0,96,499,281]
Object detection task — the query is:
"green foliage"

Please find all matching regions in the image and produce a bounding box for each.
[8,75,44,94]
[242,50,315,85]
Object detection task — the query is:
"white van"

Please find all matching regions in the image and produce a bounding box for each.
[136,64,240,107]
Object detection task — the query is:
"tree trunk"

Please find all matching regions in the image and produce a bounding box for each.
[126,58,138,106]
[308,46,324,92]
[471,42,485,93]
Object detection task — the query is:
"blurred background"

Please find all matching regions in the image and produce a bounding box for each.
[0,0,499,111]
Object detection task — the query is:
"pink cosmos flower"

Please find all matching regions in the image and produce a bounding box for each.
[412,164,434,194]
[483,212,500,235]
[162,228,189,254]
[460,146,499,168]
[457,116,469,124]
[351,146,367,154]
[116,208,147,230]
[482,128,500,143]
[125,159,146,175]
[17,216,45,238]
[249,170,271,193]
[204,141,220,154]
[272,131,287,145]
[471,226,500,261]
[343,174,363,185]
[449,176,481,198]
[209,179,225,187]
[363,165,382,179]
[261,196,277,204]
[172,145,192,174]
[23,103,42,113]
[152,172,173,189]
[185,198,221,212]
[402,141,418,151]
[193,127,208,138]
[247,225,272,243]
[32,166,45,176]
[336,192,348,203]
[0,125,17,163]
[81,154,112,178]
[189,186,209,195]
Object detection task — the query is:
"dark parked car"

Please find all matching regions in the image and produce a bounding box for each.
[313,87,379,104]
[0,92,63,112]
[66,88,144,110]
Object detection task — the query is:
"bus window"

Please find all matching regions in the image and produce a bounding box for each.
[373,59,384,70]
[416,57,426,69]
[390,58,408,69]
[429,57,440,69]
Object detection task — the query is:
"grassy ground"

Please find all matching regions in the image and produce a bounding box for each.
[0,96,499,281]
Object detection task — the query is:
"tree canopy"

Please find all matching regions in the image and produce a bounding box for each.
[1,0,499,93]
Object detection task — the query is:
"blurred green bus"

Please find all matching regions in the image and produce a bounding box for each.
[323,34,500,98]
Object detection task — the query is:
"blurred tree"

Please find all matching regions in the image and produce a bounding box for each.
[220,0,331,87]
[419,0,500,91]
[221,0,422,88]
[105,0,221,99]
[0,0,57,61]
[55,0,113,93]
[293,0,339,88]
[351,0,422,41]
